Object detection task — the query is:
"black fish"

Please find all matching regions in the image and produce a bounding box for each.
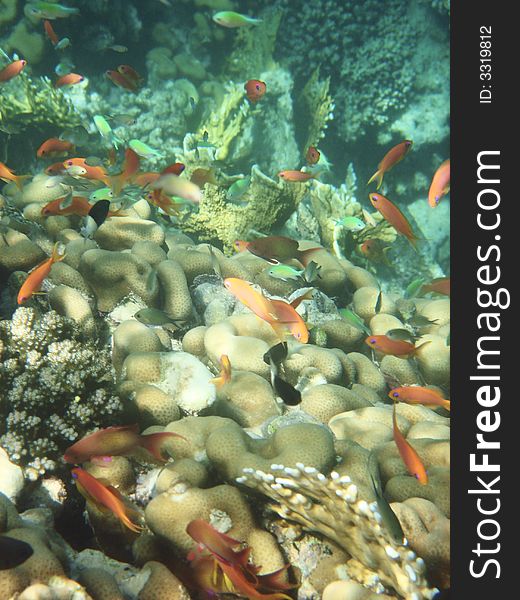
[88,199,110,228]
[271,372,301,406]
[263,341,288,366]
[375,290,383,313]
[0,536,33,570]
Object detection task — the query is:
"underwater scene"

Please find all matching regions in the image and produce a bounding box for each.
[0,0,450,598]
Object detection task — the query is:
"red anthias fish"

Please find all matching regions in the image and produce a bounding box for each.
[106,69,138,91]
[17,242,65,304]
[306,146,320,165]
[420,277,450,296]
[0,59,27,83]
[428,159,450,208]
[392,402,428,484]
[389,386,450,411]
[64,424,184,464]
[365,334,430,358]
[54,73,84,88]
[369,192,420,249]
[186,519,297,599]
[367,140,413,189]
[233,235,320,266]
[71,467,144,533]
[244,79,266,102]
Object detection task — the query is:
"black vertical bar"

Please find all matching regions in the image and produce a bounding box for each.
[452,2,514,598]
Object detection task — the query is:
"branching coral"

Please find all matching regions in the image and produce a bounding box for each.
[0,73,82,133]
[197,82,250,163]
[238,464,438,600]
[298,67,335,150]
[0,307,123,477]
[179,164,307,251]
[223,9,282,81]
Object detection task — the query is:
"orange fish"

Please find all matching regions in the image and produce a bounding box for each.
[45,162,66,176]
[389,386,450,411]
[421,276,450,296]
[161,162,185,176]
[428,159,450,208]
[306,146,320,165]
[235,235,320,266]
[278,170,316,182]
[54,73,84,88]
[224,278,279,323]
[110,148,140,194]
[190,167,217,188]
[43,20,59,45]
[63,158,110,185]
[369,192,420,249]
[365,334,429,358]
[244,79,266,102]
[0,161,29,190]
[17,242,65,304]
[0,59,27,83]
[210,355,232,389]
[117,64,143,85]
[392,402,428,484]
[134,171,161,188]
[145,189,186,216]
[71,467,143,533]
[106,69,138,91]
[37,137,75,158]
[270,298,309,343]
[359,238,392,266]
[367,140,413,189]
[41,195,91,217]
[64,424,182,464]
[186,520,295,600]
[233,240,249,253]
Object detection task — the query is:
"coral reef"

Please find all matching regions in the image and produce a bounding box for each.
[0,308,123,476]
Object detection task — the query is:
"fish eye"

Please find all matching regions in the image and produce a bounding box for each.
[392,392,399,398]
[369,339,376,344]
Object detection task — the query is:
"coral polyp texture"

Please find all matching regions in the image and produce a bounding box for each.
[0,0,449,597]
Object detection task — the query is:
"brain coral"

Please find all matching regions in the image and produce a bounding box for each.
[0,307,123,477]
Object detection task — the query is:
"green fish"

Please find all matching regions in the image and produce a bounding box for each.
[303,261,322,284]
[25,2,80,20]
[405,277,426,299]
[369,469,404,544]
[334,216,366,231]
[55,59,75,76]
[94,115,123,150]
[408,314,439,328]
[129,139,163,159]
[109,114,136,127]
[267,264,304,282]
[134,308,182,329]
[60,126,89,146]
[338,308,370,335]
[375,290,383,313]
[54,37,71,50]
[226,176,251,202]
[212,11,262,28]
[89,187,114,202]
[385,328,417,344]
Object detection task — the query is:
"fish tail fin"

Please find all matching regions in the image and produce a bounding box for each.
[413,340,432,354]
[51,242,66,263]
[442,400,451,411]
[297,247,322,267]
[367,169,383,189]
[139,431,186,461]
[14,174,30,191]
[210,375,224,389]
